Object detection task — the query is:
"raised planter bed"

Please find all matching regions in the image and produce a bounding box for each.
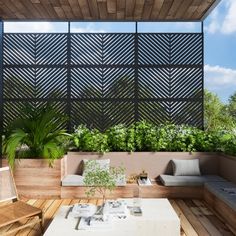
[2,158,64,199]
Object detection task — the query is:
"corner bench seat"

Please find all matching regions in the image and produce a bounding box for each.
[205,181,236,211]
[159,175,227,187]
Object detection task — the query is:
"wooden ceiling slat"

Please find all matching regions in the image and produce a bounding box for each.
[108,13,116,19]
[40,0,58,19]
[134,0,145,20]
[78,0,91,19]
[31,1,51,19]
[184,0,201,19]
[59,0,75,19]
[166,0,183,19]
[150,0,164,19]
[183,5,198,19]
[50,0,61,6]
[10,0,34,18]
[142,0,153,20]
[159,0,174,19]
[192,0,215,19]
[61,5,74,19]
[53,6,66,18]
[0,2,18,19]
[87,0,99,19]
[125,0,135,20]
[0,0,220,21]
[2,1,20,15]
[21,0,44,19]
[98,1,108,20]
[174,0,194,19]
[117,0,125,19]
[107,0,116,14]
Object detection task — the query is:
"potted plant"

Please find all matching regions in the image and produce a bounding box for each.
[3,103,70,167]
[83,160,125,203]
[2,103,71,198]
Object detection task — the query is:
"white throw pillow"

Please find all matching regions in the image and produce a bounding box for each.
[172,159,201,176]
[82,159,110,176]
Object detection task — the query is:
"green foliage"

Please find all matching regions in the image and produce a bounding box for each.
[72,121,229,153]
[228,92,236,118]
[218,131,236,156]
[106,124,136,152]
[83,160,125,201]
[73,125,109,153]
[204,90,235,131]
[3,104,70,168]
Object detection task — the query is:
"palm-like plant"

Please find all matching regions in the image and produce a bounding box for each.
[3,104,70,168]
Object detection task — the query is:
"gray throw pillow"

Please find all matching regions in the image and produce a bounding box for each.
[172,159,201,176]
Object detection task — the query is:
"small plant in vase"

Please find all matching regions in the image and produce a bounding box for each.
[83,160,125,204]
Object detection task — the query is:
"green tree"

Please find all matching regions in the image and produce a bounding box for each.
[204,90,235,131]
[228,92,236,119]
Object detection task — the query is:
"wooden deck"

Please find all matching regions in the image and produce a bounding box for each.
[0,199,235,236]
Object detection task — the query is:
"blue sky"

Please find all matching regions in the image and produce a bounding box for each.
[4,0,236,103]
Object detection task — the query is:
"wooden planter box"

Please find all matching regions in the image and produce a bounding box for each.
[2,158,64,199]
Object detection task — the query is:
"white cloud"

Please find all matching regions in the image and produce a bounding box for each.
[205,0,236,35]
[204,9,220,34]
[204,64,236,88]
[71,23,105,33]
[221,0,236,34]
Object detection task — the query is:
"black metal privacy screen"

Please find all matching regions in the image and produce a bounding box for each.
[2,32,203,131]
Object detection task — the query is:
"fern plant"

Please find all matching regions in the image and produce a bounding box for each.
[3,104,70,168]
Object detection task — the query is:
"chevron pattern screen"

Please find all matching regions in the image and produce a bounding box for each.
[2,32,203,131]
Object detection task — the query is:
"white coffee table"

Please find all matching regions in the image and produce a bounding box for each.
[44,199,180,236]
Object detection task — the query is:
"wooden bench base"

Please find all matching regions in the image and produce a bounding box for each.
[61,182,203,199]
[204,188,236,234]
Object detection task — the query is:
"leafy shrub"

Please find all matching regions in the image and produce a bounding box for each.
[134,120,159,151]
[219,132,236,156]
[73,125,109,153]
[106,124,129,151]
[72,121,236,156]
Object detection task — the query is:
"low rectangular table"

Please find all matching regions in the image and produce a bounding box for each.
[44,198,180,236]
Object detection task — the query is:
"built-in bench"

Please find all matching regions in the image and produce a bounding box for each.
[204,181,236,233]
[159,174,226,186]
[61,152,222,199]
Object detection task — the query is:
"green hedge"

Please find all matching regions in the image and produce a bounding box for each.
[72,121,236,155]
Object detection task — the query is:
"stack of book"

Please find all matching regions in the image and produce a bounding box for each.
[78,215,112,230]
[72,203,97,218]
[103,200,129,219]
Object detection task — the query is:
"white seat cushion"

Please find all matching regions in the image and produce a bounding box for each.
[62,175,84,186]
[160,175,226,187]
[62,174,126,187]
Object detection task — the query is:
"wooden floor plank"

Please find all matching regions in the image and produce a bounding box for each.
[194,200,234,236]
[1,199,235,236]
[176,199,210,236]
[27,199,73,236]
[42,199,64,231]
[170,200,198,236]
[185,200,222,236]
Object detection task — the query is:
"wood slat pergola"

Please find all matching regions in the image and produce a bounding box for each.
[0,0,220,21]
